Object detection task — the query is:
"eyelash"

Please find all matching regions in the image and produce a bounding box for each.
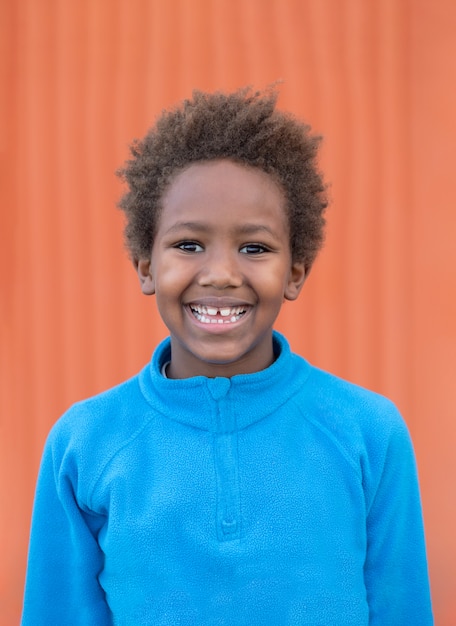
[174,241,271,255]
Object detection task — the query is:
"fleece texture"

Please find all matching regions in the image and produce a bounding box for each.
[22,332,433,625]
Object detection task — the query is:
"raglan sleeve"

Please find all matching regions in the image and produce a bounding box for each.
[363,407,433,625]
[21,419,113,626]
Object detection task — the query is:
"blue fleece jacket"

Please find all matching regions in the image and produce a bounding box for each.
[22,332,433,625]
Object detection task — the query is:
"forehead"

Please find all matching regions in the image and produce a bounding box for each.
[159,159,288,231]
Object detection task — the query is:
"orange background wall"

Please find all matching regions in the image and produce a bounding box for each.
[1,1,455,623]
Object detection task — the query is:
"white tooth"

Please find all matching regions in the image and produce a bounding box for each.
[231,316,237,322]
[202,306,208,315]
[220,308,231,317]
[207,307,218,316]
[210,319,218,324]
[218,319,224,324]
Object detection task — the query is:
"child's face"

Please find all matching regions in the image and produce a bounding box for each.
[137,159,307,378]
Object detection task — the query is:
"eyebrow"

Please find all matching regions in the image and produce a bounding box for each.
[163,221,210,235]
[164,221,278,237]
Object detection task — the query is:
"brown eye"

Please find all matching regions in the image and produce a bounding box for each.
[175,241,204,253]
[240,244,269,254]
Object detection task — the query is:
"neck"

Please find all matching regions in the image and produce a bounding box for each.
[167,337,276,379]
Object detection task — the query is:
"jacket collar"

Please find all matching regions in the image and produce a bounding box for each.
[138,331,310,433]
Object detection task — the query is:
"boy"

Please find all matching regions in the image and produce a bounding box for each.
[22,88,433,624]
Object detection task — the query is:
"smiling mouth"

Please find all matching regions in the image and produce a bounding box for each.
[188,304,248,324]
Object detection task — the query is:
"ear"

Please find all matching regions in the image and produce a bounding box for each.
[135,258,155,295]
[284,262,309,301]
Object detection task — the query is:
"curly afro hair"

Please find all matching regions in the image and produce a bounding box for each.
[117,87,327,267]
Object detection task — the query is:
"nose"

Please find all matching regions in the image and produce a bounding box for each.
[197,249,243,289]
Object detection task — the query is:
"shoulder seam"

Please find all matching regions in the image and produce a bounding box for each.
[289,397,361,477]
[85,409,157,510]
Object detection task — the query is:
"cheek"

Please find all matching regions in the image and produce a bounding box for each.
[153,261,185,292]
[257,265,291,297]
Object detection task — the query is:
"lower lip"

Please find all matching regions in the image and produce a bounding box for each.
[185,306,250,333]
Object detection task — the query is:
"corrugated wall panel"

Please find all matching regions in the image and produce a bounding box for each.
[1,1,455,622]
[410,1,456,620]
